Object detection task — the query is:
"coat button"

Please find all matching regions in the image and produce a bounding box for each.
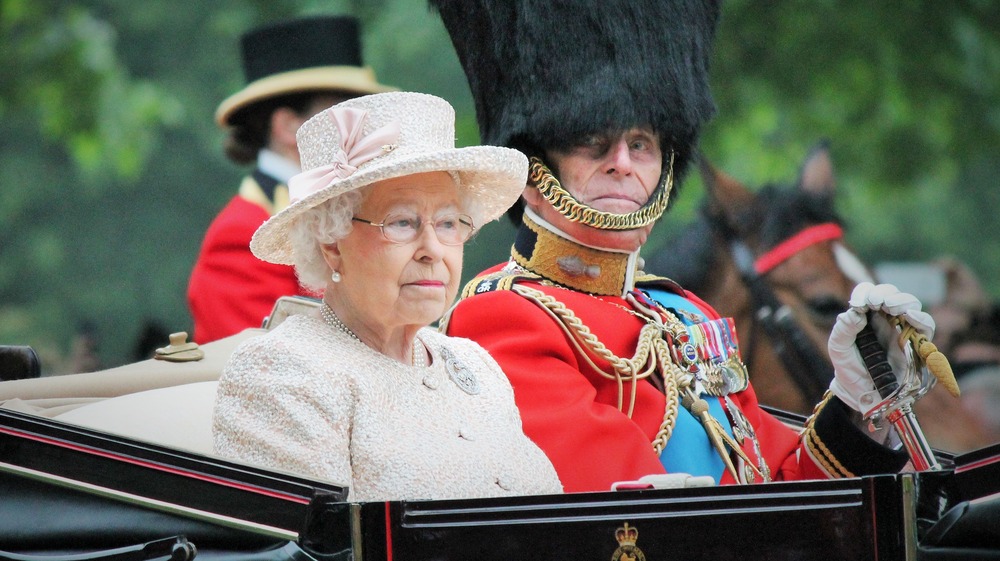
[422,376,439,390]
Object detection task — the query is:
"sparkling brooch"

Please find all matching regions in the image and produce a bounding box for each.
[441,347,480,395]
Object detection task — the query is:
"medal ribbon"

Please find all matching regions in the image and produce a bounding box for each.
[687,318,739,365]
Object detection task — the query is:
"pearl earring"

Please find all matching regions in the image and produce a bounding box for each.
[331,270,342,283]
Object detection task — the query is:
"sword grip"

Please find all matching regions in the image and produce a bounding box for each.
[855,316,898,398]
[856,314,942,471]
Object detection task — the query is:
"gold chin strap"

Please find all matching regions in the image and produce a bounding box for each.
[527,152,674,231]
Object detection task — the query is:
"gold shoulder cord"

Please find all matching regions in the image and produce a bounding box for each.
[511,284,688,455]
[528,153,674,231]
[512,284,768,482]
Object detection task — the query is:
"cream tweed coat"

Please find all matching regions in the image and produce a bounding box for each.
[213,313,562,501]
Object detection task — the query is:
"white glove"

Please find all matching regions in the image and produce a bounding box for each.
[611,473,716,491]
[828,282,936,413]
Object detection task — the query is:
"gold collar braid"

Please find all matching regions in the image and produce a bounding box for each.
[527,152,674,231]
[512,211,638,296]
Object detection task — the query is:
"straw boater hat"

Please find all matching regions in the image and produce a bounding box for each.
[250,91,529,265]
[216,15,395,127]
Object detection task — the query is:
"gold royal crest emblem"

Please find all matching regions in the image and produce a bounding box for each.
[611,523,646,561]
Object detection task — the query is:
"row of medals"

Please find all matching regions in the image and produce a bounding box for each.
[661,314,772,483]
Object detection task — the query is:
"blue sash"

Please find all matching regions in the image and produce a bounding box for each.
[644,288,735,482]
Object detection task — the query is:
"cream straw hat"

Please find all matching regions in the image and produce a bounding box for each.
[250,91,528,265]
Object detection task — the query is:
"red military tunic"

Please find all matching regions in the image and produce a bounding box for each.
[444,216,907,493]
[188,175,309,343]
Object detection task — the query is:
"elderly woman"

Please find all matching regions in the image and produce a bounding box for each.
[212,92,562,501]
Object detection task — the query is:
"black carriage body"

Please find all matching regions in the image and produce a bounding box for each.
[0,408,347,559]
[0,408,997,561]
[358,477,906,560]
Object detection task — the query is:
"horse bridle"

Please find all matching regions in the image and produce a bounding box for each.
[709,212,842,406]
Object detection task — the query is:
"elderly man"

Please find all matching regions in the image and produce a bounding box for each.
[435,0,937,493]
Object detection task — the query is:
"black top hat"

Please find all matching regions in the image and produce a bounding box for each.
[216,15,395,126]
[431,0,720,202]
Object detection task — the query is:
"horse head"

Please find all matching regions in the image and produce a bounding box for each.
[648,142,874,414]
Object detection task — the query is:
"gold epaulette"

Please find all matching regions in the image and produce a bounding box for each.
[634,272,686,294]
[459,270,542,300]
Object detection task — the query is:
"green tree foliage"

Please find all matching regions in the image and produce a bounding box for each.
[1,0,998,371]
[2,1,181,181]
[663,0,1000,278]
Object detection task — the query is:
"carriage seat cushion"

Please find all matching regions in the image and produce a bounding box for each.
[53,381,218,455]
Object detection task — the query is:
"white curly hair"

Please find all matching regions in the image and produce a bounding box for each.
[289,188,366,291]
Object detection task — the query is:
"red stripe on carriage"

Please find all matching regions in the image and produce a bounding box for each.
[386,502,394,561]
[956,453,1000,473]
[0,425,311,504]
[754,223,844,275]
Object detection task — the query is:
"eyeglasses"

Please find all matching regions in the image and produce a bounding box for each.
[351,213,476,246]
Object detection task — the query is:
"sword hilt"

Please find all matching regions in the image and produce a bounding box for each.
[855,317,898,398]
[854,312,941,471]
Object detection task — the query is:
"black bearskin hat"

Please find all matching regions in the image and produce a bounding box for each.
[430,0,721,222]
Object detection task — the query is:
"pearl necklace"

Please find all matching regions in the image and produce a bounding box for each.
[321,304,426,368]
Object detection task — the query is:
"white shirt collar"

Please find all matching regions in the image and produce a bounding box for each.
[257,149,301,183]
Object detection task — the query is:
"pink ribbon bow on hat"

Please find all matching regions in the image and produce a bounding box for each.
[288,107,401,203]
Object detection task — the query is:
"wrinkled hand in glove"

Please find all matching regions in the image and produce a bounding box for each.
[828,282,936,413]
